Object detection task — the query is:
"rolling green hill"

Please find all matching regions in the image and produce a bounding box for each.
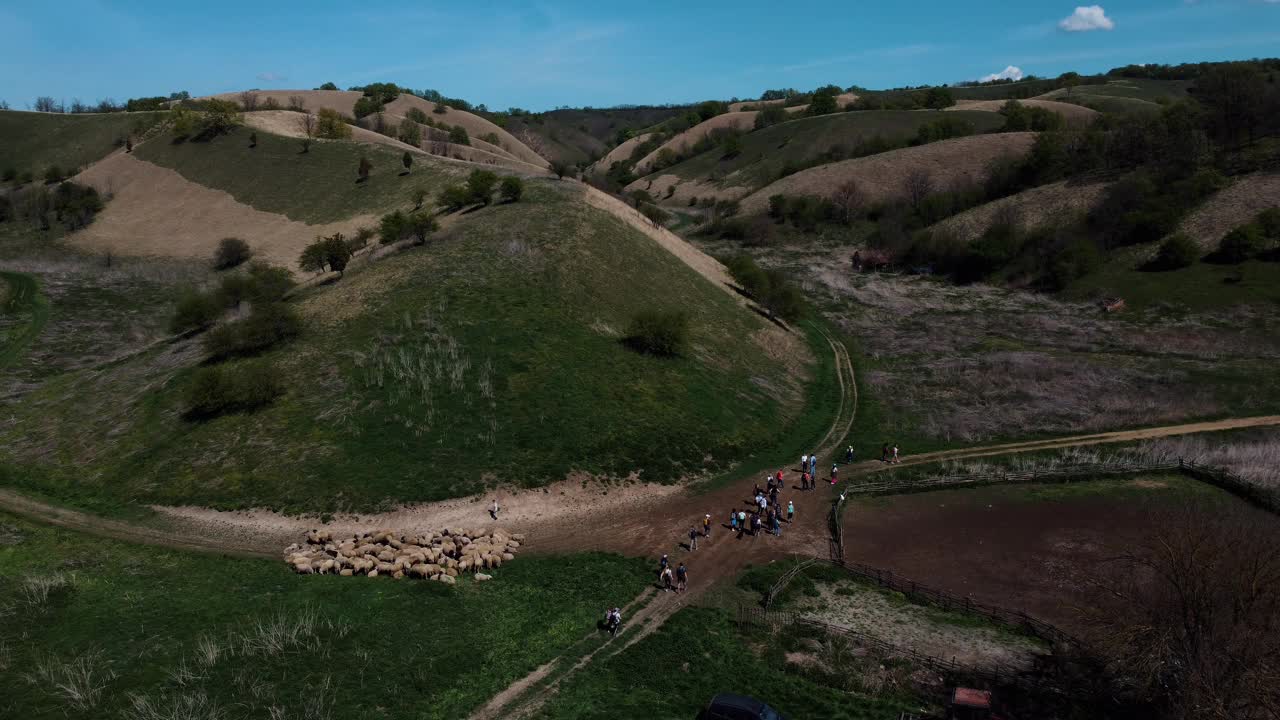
[0,177,812,513]
[133,125,464,223]
[642,109,1004,194]
[0,110,165,179]
[1038,79,1191,115]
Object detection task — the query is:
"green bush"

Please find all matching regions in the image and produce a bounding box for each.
[439,184,471,211]
[550,160,574,179]
[353,96,383,119]
[216,262,295,307]
[405,107,428,124]
[169,288,222,334]
[43,165,65,184]
[315,108,352,139]
[466,170,499,205]
[184,360,284,419]
[1151,233,1200,270]
[204,302,301,361]
[398,120,421,147]
[624,310,690,357]
[753,106,788,130]
[638,202,669,225]
[726,254,770,298]
[299,233,355,274]
[1217,224,1263,264]
[499,176,525,203]
[448,125,470,145]
[212,237,252,270]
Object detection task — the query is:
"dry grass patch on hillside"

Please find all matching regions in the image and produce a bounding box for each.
[1177,172,1280,249]
[947,98,1098,126]
[929,179,1113,243]
[740,133,1037,214]
[204,89,549,168]
[72,153,374,271]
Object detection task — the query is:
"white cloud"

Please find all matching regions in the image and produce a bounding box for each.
[255,72,287,83]
[1058,5,1115,32]
[980,66,1025,83]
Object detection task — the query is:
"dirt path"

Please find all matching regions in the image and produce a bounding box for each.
[0,488,273,559]
[846,416,1280,476]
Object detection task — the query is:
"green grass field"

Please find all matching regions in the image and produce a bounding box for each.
[134,126,465,223]
[0,182,812,514]
[657,110,1004,191]
[0,513,650,720]
[533,605,926,720]
[1067,251,1280,312]
[0,110,165,179]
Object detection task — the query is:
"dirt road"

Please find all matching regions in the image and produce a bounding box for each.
[850,416,1280,474]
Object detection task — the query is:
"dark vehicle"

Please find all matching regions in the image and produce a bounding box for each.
[703,693,786,720]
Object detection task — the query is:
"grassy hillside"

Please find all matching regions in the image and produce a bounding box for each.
[500,106,688,166]
[0,110,165,178]
[0,513,650,720]
[0,183,810,513]
[1039,79,1191,115]
[134,126,463,224]
[651,109,1005,192]
[949,79,1064,100]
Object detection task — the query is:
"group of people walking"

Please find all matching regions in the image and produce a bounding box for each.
[658,553,689,592]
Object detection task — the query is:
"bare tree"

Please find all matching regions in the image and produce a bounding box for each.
[239,91,259,112]
[515,128,550,160]
[902,168,934,213]
[0,99,9,110]
[287,95,306,112]
[830,179,865,225]
[69,98,89,113]
[298,111,317,153]
[1080,503,1280,720]
[34,96,60,113]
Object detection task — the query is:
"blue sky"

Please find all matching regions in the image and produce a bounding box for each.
[2,0,1278,111]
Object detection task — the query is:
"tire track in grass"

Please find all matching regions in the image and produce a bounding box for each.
[0,271,49,370]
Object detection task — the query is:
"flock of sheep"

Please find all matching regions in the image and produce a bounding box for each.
[283,527,524,584]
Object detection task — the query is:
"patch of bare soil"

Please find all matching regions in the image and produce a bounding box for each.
[739,133,1037,215]
[72,153,376,271]
[792,583,1048,671]
[1177,171,1280,248]
[948,99,1098,126]
[929,178,1113,243]
[840,478,1275,633]
[633,112,760,175]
